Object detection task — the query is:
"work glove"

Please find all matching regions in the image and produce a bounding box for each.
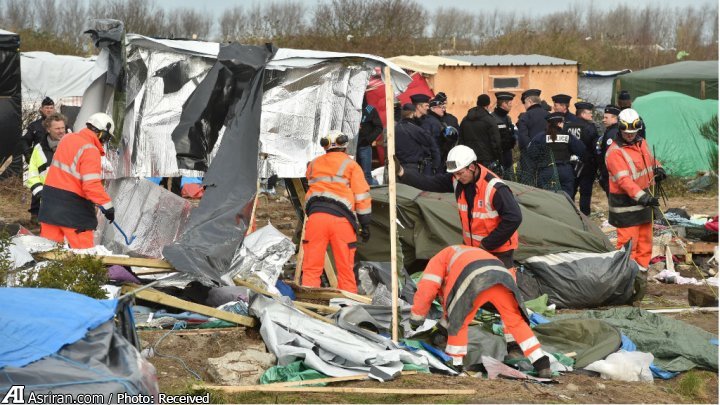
[654,166,667,183]
[443,126,458,138]
[359,226,370,243]
[409,317,424,331]
[103,207,116,223]
[637,193,660,207]
[392,155,404,177]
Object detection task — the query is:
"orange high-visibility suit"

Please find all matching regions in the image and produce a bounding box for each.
[302,151,371,293]
[38,128,112,248]
[411,245,545,366]
[605,137,659,268]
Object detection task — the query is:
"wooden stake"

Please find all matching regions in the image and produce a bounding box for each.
[35,251,175,270]
[384,66,399,342]
[198,385,475,395]
[233,278,339,314]
[121,284,256,327]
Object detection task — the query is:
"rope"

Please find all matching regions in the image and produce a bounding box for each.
[150,325,203,381]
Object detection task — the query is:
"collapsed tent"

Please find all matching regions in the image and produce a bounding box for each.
[612,60,718,100]
[0,288,157,397]
[633,91,718,176]
[0,29,20,165]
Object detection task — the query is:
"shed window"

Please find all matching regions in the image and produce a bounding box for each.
[493,77,521,89]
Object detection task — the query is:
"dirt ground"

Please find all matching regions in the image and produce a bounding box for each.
[2,176,718,403]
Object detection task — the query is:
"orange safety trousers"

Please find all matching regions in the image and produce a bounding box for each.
[301,212,358,293]
[616,222,653,268]
[446,284,544,364]
[40,223,95,249]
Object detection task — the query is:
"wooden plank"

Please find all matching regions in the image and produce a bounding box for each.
[324,252,339,289]
[122,284,256,327]
[686,242,717,254]
[384,65,399,343]
[288,283,372,304]
[35,251,176,270]
[233,278,339,314]
[198,385,475,395]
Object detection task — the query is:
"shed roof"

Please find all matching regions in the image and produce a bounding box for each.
[443,54,577,66]
[387,55,471,74]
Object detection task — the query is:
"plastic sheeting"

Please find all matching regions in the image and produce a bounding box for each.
[517,246,638,309]
[95,178,193,258]
[221,223,295,291]
[0,29,20,164]
[21,52,95,105]
[163,43,275,285]
[0,320,158,397]
[249,294,429,381]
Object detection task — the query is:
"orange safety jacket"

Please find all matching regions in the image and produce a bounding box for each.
[605,138,659,228]
[455,165,518,252]
[38,128,113,230]
[305,151,371,224]
[411,245,528,335]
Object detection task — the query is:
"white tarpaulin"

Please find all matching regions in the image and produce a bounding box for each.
[21,51,95,105]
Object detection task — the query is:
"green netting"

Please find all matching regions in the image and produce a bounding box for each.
[260,361,327,385]
[633,91,718,176]
[613,60,718,100]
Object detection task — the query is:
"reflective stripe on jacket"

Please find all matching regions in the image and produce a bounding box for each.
[410,245,528,335]
[38,128,112,230]
[605,138,658,227]
[455,166,518,252]
[305,151,372,215]
[25,138,54,196]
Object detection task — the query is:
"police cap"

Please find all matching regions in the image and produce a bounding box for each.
[574,101,594,111]
[521,89,541,103]
[429,98,443,108]
[546,112,565,124]
[495,92,515,101]
[604,104,621,116]
[41,97,55,106]
[409,94,431,104]
[402,103,416,112]
[551,94,572,104]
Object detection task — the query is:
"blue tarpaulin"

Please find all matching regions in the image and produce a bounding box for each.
[0,288,117,368]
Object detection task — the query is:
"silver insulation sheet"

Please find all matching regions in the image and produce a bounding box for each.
[105,45,215,178]
[95,178,193,258]
[260,63,370,178]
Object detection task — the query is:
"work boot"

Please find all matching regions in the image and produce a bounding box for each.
[533,355,552,379]
[505,341,525,360]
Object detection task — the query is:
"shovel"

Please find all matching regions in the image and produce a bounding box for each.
[98,206,136,245]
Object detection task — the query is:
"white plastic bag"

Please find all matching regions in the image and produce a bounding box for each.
[584,350,654,382]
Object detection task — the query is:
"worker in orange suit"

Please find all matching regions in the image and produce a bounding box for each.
[605,108,664,271]
[302,130,372,293]
[409,245,552,378]
[38,113,116,249]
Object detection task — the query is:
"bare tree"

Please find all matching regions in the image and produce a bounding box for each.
[3,0,34,30]
[33,0,58,33]
[96,0,167,37]
[58,0,90,50]
[263,1,306,39]
[432,7,476,45]
[166,8,212,39]
[219,5,248,42]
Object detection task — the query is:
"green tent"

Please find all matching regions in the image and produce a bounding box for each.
[358,182,613,266]
[612,60,718,100]
[633,91,718,176]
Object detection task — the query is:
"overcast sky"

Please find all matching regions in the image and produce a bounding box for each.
[156,0,711,17]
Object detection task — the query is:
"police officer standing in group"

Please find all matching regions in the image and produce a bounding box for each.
[435,91,460,131]
[422,97,457,167]
[551,94,580,124]
[492,92,517,172]
[617,90,646,139]
[564,101,600,215]
[21,97,56,161]
[516,89,548,152]
[596,105,621,194]
[395,103,441,176]
[459,94,503,172]
[527,112,585,196]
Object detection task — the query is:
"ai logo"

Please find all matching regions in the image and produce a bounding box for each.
[1,386,25,404]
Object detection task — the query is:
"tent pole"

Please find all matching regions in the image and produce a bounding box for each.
[384,66,399,342]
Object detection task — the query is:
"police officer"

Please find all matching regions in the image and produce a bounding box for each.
[459,94,503,172]
[410,93,431,120]
[527,112,585,196]
[551,94,580,124]
[565,101,600,215]
[596,105,621,194]
[357,97,383,185]
[422,97,457,166]
[434,91,460,131]
[617,90,646,139]
[516,89,548,152]
[396,103,440,176]
[492,92,517,171]
[21,97,56,161]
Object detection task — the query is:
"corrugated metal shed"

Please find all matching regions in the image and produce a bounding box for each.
[444,54,577,66]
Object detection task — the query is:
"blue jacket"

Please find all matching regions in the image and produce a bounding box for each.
[516,104,548,151]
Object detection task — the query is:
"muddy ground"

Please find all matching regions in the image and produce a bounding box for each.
[1,176,718,403]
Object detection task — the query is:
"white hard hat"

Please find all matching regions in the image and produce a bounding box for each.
[446,145,477,173]
[618,108,641,134]
[320,129,349,150]
[86,112,115,137]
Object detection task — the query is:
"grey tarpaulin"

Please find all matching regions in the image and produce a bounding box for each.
[355,261,417,304]
[0,320,158,398]
[162,43,275,285]
[517,244,638,309]
[250,295,430,381]
[532,319,622,369]
[84,19,124,87]
[95,178,193,258]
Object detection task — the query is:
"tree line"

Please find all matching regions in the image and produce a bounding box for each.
[1,0,717,70]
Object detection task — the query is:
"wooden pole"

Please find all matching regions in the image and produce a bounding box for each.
[700,80,706,99]
[384,66,399,342]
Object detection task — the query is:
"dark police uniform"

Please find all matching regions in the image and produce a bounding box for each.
[492,91,516,171]
[516,104,548,152]
[596,105,622,194]
[421,108,452,169]
[565,102,600,215]
[396,116,440,176]
[527,113,585,197]
[459,106,503,170]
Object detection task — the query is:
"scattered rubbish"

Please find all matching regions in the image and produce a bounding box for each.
[584,351,654,382]
[480,355,554,382]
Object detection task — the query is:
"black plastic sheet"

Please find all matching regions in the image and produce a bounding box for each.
[0,30,20,164]
[163,43,276,284]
